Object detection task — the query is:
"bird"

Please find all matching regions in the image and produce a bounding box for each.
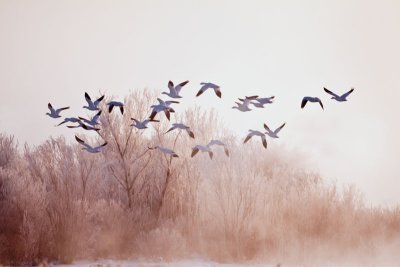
[233,96,258,112]
[78,110,101,126]
[264,122,286,138]
[107,101,124,114]
[148,146,178,157]
[301,97,324,110]
[75,136,107,153]
[67,121,100,132]
[46,103,69,118]
[191,145,213,159]
[83,92,105,111]
[149,98,179,121]
[130,118,159,129]
[57,117,81,126]
[250,96,275,108]
[196,82,221,98]
[207,139,229,156]
[243,130,267,149]
[324,87,354,102]
[162,80,189,98]
[166,123,195,138]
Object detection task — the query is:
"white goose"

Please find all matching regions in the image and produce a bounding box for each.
[75,136,107,153]
[264,122,286,138]
[207,139,229,156]
[46,103,69,118]
[79,110,101,126]
[324,87,354,102]
[162,80,189,98]
[196,82,221,98]
[250,96,275,108]
[233,96,258,112]
[57,117,81,126]
[130,118,159,129]
[243,130,267,149]
[149,98,179,121]
[107,101,124,114]
[149,146,179,157]
[191,145,213,159]
[301,97,324,110]
[67,121,100,132]
[83,92,105,111]
[166,123,195,138]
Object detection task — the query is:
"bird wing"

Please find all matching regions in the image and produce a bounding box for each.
[164,110,171,121]
[319,100,324,110]
[191,147,199,157]
[274,123,286,134]
[323,87,339,98]
[108,104,114,113]
[85,92,92,103]
[119,106,124,114]
[224,147,229,157]
[341,88,354,98]
[168,80,174,92]
[263,123,272,133]
[175,80,189,93]
[214,87,222,98]
[208,151,214,159]
[95,142,108,150]
[301,98,308,108]
[196,84,207,97]
[55,106,69,113]
[94,95,105,105]
[244,134,253,143]
[186,129,195,138]
[75,136,91,149]
[261,135,267,149]
[166,126,176,133]
[48,103,55,113]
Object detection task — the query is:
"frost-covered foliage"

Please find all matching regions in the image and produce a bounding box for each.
[0,90,399,266]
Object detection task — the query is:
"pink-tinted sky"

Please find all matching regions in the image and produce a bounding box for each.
[1,0,399,206]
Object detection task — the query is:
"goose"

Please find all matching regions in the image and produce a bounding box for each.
[148,146,178,157]
[57,117,81,126]
[301,97,324,110]
[166,123,195,138]
[78,110,101,126]
[107,101,124,114]
[233,96,258,112]
[243,130,267,149]
[46,103,69,118]
[324,87,354,102]
[207,139,229,156]
[162,80,189,98]
[149,98,179,121]
[75,136,107,153]
[83,92,105,111]
[191,145,213,159]
[250,96,275,108]
[264,122,285,138]
[130,118,159,129]
[196,82,221,98]
[67,121,100,132]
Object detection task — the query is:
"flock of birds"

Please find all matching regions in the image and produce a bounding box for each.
[46,81,354,159]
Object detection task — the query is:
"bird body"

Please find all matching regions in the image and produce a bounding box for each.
[191,145,213,159]
[75,136,107,153]
[162,80,189,98]
[149,98,179,121]
[301,97,324,110]
[250,96,275,108]
[107,101,124,114]
[57,117,81,126]
[46,103,69,118]
[83,92,105,111]
[244,130,267,149]
[324,87,354,102]
[166,123,195,138]
[131,118,159,129]
[79,110,101,126]
[264,122,285,138]
[149,146,179,157]
[196,82,221,98]
[207,139,229,156]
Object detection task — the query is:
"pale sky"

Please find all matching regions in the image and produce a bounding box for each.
[1,0,399,206]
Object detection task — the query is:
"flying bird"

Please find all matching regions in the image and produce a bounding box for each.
[207,139,229,156]
[196,82,221,98]
[130,118,159,129]
[162,80,189,98]
[250,96,275,108]
[83,92,105,111]
[191,145,214,159]
[233,96,258,112]
[301,97,324,110]
[324,87,354,102]
[46,103,69,119]
[243,130,267,149]
[166,123,195,138]
[264,122,286,138]
[67,121,100,132]
[57,117,81,126]
[148,146,179,157]
[78,110,101,126]
[75,136,107,153]
[107,101,124,114]
[149,98,179,121]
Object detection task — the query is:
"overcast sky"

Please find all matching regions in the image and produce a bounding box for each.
[1,0,399,206]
